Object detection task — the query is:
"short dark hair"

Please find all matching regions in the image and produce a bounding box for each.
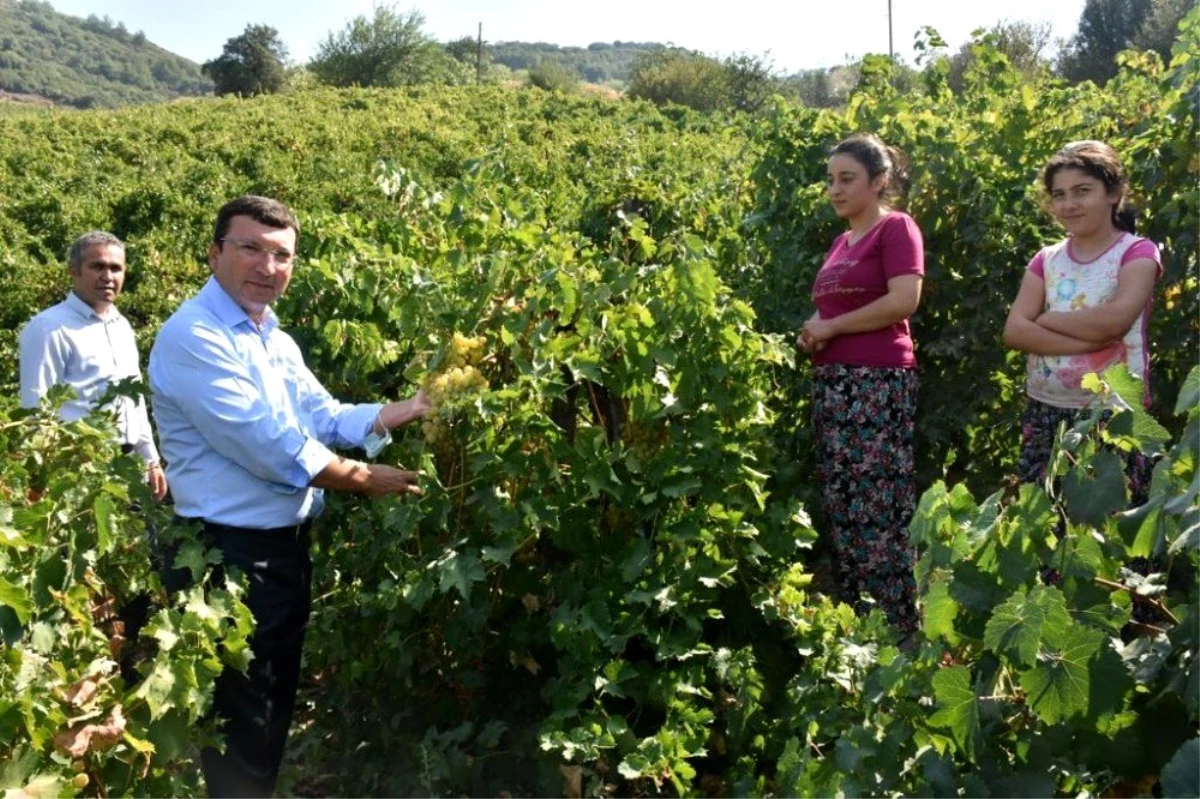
[1042,140,1136,234]
[213,195,300,244]
[830,133,911,205]
[68,231,124,271]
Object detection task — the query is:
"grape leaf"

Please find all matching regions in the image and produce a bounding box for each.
[436,550,485,599]
[1174,366,1199,417]
[1019,623,1104,724]
[983,588,1044,667]
[0,577,33,625]
[929,665,979,760]
[1161,737,1199,799]
[1063,450,1126,528]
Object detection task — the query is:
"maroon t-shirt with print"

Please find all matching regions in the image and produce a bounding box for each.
[812,211,924,368]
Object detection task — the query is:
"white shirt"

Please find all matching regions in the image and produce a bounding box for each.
[19,291,160,463]
[1025,235,1161,409]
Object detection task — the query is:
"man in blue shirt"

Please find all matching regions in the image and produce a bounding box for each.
[149,195,429,797]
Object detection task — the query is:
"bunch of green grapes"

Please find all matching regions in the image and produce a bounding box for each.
[421,333,488,447]
[446,331,485,369]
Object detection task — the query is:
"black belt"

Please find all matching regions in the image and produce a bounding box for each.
[189,518,312,542]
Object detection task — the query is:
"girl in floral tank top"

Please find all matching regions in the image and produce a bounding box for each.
[1004,141,1161,498]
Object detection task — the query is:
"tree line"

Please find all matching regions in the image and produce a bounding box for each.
[201,0,1191,114]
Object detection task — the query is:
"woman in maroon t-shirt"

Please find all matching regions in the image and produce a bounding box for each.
[798,133,925,636]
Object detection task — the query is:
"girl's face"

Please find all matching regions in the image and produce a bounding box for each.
[1049,166,1120,240]
[826,154,885,222]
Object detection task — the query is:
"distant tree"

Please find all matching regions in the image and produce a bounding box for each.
[527,59,578,92]
[947,20,1054,93]
[202,24,288,97]
[627,49,727,111]
[309,5,439,87]
[1132,0,1192,63]
[783,68,836,108]
[722,52,780,114]
[444,34,489,82]
[1058,0,1153,83]
[445,35,480,64]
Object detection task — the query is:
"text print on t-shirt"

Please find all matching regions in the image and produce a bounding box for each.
[814,255,868,297]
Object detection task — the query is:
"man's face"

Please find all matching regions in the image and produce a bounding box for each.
[71,243,126,313]
[209,215,297,322]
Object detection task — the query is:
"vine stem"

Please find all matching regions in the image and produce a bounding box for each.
[1093,576,1180,626]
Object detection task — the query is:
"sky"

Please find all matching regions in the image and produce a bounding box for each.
[46,0,1089,74]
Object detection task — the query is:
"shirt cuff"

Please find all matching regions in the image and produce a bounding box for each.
[134,441,160,464]
[363,408,391,458]
[295,437,337,485]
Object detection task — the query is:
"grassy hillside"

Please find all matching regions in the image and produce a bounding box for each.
[0,0,211,108]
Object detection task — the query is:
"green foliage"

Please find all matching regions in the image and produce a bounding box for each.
[526,59,578,93]
[0,390,252,798]
[309,5,444,88]
[626,49,783,115]
[0,0,210,108]
[201,24,288,98]
[0,23,1195,795]
[627,49,731,112]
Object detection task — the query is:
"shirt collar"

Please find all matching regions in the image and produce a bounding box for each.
[200,276,279,333]
[65,290,121,323]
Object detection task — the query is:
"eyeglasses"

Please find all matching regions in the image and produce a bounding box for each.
[220,237,295,265]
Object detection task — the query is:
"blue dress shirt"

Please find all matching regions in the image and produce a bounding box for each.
[149,278,383,529]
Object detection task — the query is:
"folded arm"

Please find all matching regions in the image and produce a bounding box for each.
[1034,259,1158,343]
[1003,271,1113,355]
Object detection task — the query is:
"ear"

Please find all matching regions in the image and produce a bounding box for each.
[207,241,221,272]
[872,173,889,197]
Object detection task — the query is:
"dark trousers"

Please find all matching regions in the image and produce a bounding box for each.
[165,520,313,798]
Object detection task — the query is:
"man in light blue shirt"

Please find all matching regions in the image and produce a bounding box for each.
[20,231,167,500]
[149,195,429,797]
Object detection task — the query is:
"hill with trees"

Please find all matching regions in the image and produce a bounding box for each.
[488,40,670,83]
[0,0,211,108]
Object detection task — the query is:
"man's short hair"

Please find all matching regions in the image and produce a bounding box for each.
[213,196,300,244]
[68,231,124,271]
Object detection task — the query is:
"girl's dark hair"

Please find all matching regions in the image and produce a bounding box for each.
[1042,140,1137,234]
[831,133,911,205]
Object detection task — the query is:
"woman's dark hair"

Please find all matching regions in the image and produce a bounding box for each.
[831,133,911,205]
[1042,140,1137,234]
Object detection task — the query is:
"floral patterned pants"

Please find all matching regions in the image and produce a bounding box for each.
[1017,397,1153,506]
[812,364,919,634]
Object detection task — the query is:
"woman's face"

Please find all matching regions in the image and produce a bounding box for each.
[827,153,885,221]
[1049,166,1120,240]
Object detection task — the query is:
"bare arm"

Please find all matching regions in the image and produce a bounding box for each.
[311,456,422,497]
[1002,271,1112,355]
[802,274,922,344]
[1035,259,1158,343]
[374,389,432,435]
